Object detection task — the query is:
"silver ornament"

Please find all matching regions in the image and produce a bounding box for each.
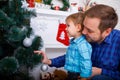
[40,64,48,72]
[23,37,32,47]
[23,34,35,47]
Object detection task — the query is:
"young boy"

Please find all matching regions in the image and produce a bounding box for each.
[64,12,92,80]
[35,12,92,80]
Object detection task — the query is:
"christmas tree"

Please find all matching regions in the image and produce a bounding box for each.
[0,0,43,80]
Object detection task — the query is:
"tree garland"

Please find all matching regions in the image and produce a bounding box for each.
[43,0,69,11]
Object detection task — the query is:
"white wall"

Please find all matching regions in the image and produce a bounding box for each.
[46,48,66,58]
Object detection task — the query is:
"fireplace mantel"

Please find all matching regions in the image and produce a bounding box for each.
[30,8,73,51]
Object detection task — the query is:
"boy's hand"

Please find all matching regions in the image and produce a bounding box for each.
[34,50,51,65]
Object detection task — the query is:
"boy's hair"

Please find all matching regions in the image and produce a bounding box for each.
[65,12,84,31]
[84,4,118,32]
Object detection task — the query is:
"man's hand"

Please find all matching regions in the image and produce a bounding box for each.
[92,67,102,76]
[88,67,102,79]
[87,67,102,80]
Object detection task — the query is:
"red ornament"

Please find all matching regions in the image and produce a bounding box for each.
[27,0,35,7]
[54,6,60,10]
[56,23,69,46]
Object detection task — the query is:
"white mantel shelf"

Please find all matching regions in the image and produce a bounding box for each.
[35,8,72,17]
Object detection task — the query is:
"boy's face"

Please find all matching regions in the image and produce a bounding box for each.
[82,16,107,43]
[66,19,81,38]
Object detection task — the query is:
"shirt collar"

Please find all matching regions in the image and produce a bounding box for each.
[103,34,112,44]
[102,29,117,44]
[70,35,85,44]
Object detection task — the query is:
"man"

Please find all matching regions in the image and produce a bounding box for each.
[34,4,120,80]
[81,4,120,80]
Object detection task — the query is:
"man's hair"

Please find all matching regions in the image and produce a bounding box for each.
[66,12,84,31]
[84,4,118,32]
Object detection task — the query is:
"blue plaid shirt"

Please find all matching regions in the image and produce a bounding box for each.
[50,29,120,80]
[91,29,120,80]
[64,35,92,78]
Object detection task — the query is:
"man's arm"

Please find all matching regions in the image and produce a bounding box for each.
[91,67,120,80]
[50,54,65,68]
